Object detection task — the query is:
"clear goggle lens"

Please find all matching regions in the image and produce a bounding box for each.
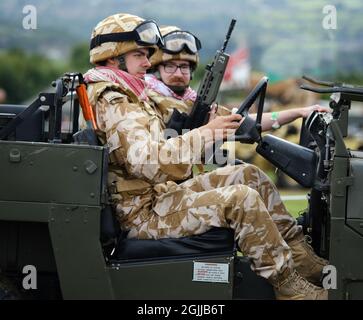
[163,31,201,54]
[90,20,164,50]
[136,21,164,46]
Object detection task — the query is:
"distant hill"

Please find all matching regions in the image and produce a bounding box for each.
[1,0,363,78]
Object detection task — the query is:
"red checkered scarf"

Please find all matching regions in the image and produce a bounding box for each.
[145,74,197,102]
[84,66,148,101]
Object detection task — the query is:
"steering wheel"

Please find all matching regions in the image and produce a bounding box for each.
[234,76,268,144]
[299,116,315,149]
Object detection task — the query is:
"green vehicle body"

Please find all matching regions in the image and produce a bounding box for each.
[0,74,362,299]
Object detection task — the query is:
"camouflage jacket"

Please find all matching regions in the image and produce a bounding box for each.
[146,85,232,124]
[86,79,206,227]
[146,87,194,124]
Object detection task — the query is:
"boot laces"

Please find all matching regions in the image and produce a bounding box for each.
[292,271,321,293]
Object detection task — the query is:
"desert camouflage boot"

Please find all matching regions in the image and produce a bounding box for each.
[289,234,328,285]
[272,269,328,300]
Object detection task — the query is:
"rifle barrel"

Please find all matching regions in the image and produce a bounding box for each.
[222,19,236,51]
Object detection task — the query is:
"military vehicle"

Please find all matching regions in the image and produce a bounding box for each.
[0,73,362,300]
[0,73,274,300]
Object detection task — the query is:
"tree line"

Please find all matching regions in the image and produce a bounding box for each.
[0,43,90,104]
[1,42,362,105]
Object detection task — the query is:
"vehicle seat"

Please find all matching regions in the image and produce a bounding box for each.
[110,227,235,262]
[100,192,236,262]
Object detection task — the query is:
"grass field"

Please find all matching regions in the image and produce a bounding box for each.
[280,189,308,218]
[283,200,307,218]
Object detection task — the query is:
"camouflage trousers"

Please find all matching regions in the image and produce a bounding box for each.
[182,163,302,242]
[126,164,298,280]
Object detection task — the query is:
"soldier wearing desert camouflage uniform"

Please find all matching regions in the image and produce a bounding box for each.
[145,24,329,285]
[84,12,327,299]
[145,26,328,130]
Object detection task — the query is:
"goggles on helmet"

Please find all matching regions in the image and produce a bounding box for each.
[90,20,164,50]
[162,31,201,54]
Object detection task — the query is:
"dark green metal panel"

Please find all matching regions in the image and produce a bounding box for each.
[108,255,234,299]
[347,157,363,220]
[330,157,349,219]
[0,141,105,206]
[338,107,349,138]
[329,220,363,299]
[344,281,363,300]
[0,201,52,222]
[48,204,114,299]
[0,221,19,271]
[329,155,363,299]
[346,219,363,237]
[7,221,57,273]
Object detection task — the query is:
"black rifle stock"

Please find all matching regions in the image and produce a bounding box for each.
[167,19,236,134]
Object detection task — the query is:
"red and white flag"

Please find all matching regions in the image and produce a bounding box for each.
[221,46,250,90]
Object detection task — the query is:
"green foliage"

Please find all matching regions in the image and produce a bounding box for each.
[190,62,206,88]
[0,49,66,104]
[334,73,363,87]
[1,40,363,106]
[312,73,363,100]
[0,43,93,104]
[69,43,92,73]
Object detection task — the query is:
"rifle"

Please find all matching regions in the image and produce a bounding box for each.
[167,19,236,134]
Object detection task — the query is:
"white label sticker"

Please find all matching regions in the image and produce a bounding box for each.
[192,262,229,283]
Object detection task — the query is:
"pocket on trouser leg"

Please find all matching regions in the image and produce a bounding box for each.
[158,205,228,238]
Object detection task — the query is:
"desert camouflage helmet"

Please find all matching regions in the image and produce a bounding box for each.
[149,26,200,69]
[89,13,163,64]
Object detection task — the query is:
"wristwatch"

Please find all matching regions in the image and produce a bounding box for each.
[271,111,281,129]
